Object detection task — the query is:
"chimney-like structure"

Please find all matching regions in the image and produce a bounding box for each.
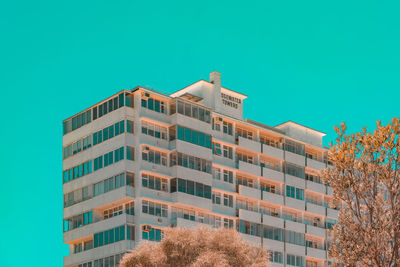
[210,71,222,110]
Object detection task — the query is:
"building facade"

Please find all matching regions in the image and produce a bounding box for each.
[62,72,338,267]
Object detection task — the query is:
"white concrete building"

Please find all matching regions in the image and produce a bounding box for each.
[62,72,338,267]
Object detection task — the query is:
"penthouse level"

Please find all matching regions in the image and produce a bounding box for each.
[62,72,335,267]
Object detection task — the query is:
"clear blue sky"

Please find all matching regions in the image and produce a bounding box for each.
[1,1,399,266]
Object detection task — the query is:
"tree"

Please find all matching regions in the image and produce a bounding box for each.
[322,119,400,266]
[120,227,270,267]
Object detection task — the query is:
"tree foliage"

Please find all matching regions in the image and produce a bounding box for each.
[322,119,400,266]
[120,227,270,267]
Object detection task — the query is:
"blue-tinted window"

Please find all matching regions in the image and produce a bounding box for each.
[115,227,120,242]
[93,132,98,146]
[94,233,99,248]
[119,93,124,108]
[120,121,125,133]
[109,125,114,138]
[103,127,109,141]
[109,228,115,243]
[177,126,184,140]
[120,226,125,241]
[184,128,191,142]
[115,122,120,135]
[98,232,104,246]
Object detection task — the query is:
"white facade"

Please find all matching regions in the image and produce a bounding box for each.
[62,72,337,267]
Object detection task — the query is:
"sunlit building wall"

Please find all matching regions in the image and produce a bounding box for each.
[62,72,337,267]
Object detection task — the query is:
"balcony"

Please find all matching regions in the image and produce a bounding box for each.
[171,165,213,186]
[285,151,305,166]
[64,240,135,267]
[172,139,212,160]
[140,187,172,202]
[306,224,326,238]
[140,134,169,151]
[306,247,327,260]
[286,243,306,255]
[212,179,236,194]
[327,207,339,219]
[286,197,305,211]
[306,158,326,171]
[286,174,306,188]
[139,212,171,228]
[238,160,261,176]
[237,136,261,153]
[64,186,134,218]
[306,180,326,194]
[262,213,284,228]
[175,217,208,229]
[64,213,134,243]
[238,185,261,200]
[170,113,211,134]
[240,233,261,246]
[239,209,261,224]
[262,167,284,183]
[262,144,284,160]
[262,238,284,251]
[306,202,326,216]
[171,191,212,211]
[285,220,305,233]
[140,160,171,177]
[262,191,284,206]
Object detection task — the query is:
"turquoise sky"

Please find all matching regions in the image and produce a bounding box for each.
[1,1,399,266]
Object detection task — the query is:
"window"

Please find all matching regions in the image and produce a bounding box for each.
[261,182,276,194]
[236,151,255,164]
[269,251,283,264]
[94,225,126,248]
[64,110,92,135]
[285,139,305,156]
[142,227,162,241]
[286,185,304,200]
[104,205,123,219]
[173,126,212,148]
[236,198,257,212]
[213,168,221,180]
[260,135,281,148]
[141,95,167,114]
[212,142,222,156]
[287,254,304,267]
[142,173,168,192]
[63,172,131,205]
[236,175,255,188]
[285,163,305,179]
[142,147,167,166]
[141,121,167,140]
[223,169,233,183]
[213,192,233,207]
[170,152,212,174]
[223,121,233,135]
[282,211,299,222]
[305,173,322,184]
[236,127,254,140]
[285,230,305,246]
[63,160,92,183]
[170,178,211,199]
[127,120,134,133]
[142,200,168,217]
[126,146,134,161]
[223,145,233,159]
[175,100,211,123]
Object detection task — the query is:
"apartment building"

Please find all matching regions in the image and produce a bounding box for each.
[62,72,338,267]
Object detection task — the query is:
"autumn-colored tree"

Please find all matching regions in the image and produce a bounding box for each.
[322,119,400,266]
[120,227,270,267]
